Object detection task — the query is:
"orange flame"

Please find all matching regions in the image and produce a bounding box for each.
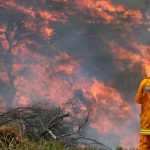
[0,0,149,148]
[40,26,55,39]
[1,1,35,18]
[74,0,142,25]
[109,41,150,73]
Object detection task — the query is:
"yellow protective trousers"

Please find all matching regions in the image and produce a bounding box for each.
[139,135,150,150]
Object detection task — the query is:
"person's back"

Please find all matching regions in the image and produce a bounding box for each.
[135,74,150,150]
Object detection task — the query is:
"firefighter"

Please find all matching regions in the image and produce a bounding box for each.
[135,69,150,150]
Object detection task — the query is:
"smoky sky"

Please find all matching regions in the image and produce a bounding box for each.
[49,1,148,101]
[0,0,149,102]
[0,0,150,148]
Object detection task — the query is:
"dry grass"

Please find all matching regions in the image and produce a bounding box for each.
[0,123,27,150]
[0,124,106,150]
[0,124,137,150]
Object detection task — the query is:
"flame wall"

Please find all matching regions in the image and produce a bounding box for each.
[0,0,150,149]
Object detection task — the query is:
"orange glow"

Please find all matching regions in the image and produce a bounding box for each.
[11,51,80,105]
[12,40,30,56]
[109,42,141,62]
[129,40,150,74]
[23,21,37,32]
[38,10,54,20]
[0,0,149,148]
[14,95,30,107]
[56,63,79,75]
[69,77,135,137]
[52,52,80,75]
[120,133,139,149]
[96,1,123,13]
[74,0,142,25]
[38,10,67,23]
[90,117,113,134]
[53,0,69,2]
[0,25,6,33]
[123,9,142,20]
[109,41,150,71]
[12,64,23,76]
[0,72,9,85]
[74,78,136,140]
[0,33,10,50]
[109,42,147,69]
[40,26,54,39]
[89,78,123,105]
[1,1,35,18]
[53,52,73,61]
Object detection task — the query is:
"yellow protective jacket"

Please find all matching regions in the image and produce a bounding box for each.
[135,76,150,135]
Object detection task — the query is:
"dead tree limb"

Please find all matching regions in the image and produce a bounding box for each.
[0,100,109,149]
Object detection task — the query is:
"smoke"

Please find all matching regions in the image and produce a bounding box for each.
[0,0,150,148]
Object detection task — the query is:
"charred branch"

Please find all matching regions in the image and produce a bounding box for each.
[0,101,109,149]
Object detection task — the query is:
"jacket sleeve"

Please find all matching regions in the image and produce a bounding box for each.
[135,79,145,104]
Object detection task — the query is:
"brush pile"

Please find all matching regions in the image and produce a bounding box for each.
[0,99,111,150]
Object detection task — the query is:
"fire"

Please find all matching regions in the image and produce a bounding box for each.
[0,34,10,50]
[86,78,135,133]
[12,64,23,76]
[11,50,80,105]
[56,63,79,75]
[40,26,54,39]
[90,117,112,134]
[74,0,142,25]
[0,61,9,85]
[131,40,150,74]
[109,42,140,62]
[0,25,6,33]
[1,1,35,18]
[96,1,124,13]
[0,0,149,148]
[14,95,30,107]
[109,41,150,72]
[38,10,67,23]
[0,72,9,85]
[89,78,123,105]
[38,10,54,20]
[123,9,142,20]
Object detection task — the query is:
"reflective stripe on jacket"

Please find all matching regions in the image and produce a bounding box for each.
[135,76,150,135]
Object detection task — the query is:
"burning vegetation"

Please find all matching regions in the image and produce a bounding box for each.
[0,0,150,149]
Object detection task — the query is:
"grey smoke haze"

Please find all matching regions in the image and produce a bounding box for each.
[0,0,150,149]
